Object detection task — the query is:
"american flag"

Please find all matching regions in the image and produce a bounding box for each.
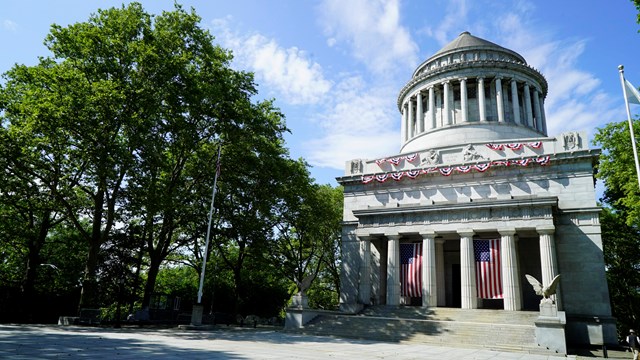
[400,243,422,297]
[474,239,503,299]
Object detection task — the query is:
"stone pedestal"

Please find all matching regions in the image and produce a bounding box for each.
[285,294,317,329]
[291,294,309,309]
[190,304,204,326]
[535,303,567,355]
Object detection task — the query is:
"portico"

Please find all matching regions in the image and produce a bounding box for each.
[352,196,557,311]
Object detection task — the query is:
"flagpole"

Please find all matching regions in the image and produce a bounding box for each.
[618,65,640,191]
[197,143,222,304]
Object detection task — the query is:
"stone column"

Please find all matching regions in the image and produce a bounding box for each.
[421,231,437,308]
[540,96,548,134]
[386,234,401,306]
[429,86,436,129]
[478,77,486,122]
[510,79,521,125]
[435,238,446,306]
[538,226,561,308]
[533,88,542,132]
[523,83,534,128]
[459,229,477,309]
[358,236,372,305]
[417,91,424,134]
[408,97,415,138]
[443,81,451,125]
[401,104,407,142]
[460,78,468,123]
[496,77,505,123]
[499,229,521,311]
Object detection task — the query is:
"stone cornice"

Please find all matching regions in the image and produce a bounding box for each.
[353,196,558,217]
[336,148,599,186]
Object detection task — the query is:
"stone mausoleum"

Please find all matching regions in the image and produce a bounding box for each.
[337,31,616,346]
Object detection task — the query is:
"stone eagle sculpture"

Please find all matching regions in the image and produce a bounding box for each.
[525,274,561,303]
[295,274,315,296]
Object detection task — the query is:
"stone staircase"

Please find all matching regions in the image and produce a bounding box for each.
[295,306,562,355]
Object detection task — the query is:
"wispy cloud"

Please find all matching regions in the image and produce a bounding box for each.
[305,77,399,168]
[211,16,332,105]
[211,15,402,170]
[3,20,17,32]
[317,0,419,76]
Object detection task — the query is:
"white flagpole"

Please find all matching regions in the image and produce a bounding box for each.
[618,65,640,191]
[197,143,222,304]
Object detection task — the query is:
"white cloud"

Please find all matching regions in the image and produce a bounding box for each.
[3,20,17,32]
[304,77,400,168]
[211,17,332,105]
[317,0,419,75]
[423,0,470,46]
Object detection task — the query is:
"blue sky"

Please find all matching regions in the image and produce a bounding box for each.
[2,0,639,188]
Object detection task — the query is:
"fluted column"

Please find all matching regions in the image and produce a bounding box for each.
[408,97,415,138]
[496,77,505,123]
[421,231,437,308]
[417,91,424,133]
[540,95,548,134]
[478,77,486,122]
[429,86,436,129]
[460,78,468,123]
[533,88,542,132]
[435,238,446,306]
[358,236,372,305]
[459,229,477,309]
[499,229,521,311]
[510,79,521,124]
[386,234,401,306]
[443,81,451,125]
[402,104,408,142]
[523,83,534,128]
[538,226,561,308]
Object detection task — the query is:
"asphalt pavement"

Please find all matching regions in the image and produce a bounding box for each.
[0,324,629,359]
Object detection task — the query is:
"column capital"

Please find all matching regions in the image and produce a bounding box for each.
[441,80,450,85]
[457,229,475,238]
[477,76,485,81]
[498,228,517,236]
[420,231,437,239]
[459,77,467,82]
[386,233,401,240]
[536,225,555,235]
[435,238,445,245]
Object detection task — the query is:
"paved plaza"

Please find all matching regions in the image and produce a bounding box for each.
[0,324,628,359]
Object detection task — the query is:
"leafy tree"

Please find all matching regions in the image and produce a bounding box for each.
[601,208,640,333]
[594,119,640,334]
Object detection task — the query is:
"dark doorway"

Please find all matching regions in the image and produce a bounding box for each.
[452,264,461,308]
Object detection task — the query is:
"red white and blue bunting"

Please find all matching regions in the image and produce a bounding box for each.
[485,141,543,150]
[376,153,419,167]
[361,156,551,184]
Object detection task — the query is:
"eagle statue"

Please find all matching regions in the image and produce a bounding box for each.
[525,274,561,303]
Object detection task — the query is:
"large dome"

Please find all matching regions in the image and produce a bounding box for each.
[398,32,548,153]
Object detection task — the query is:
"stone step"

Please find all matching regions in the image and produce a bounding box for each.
[294,307,560,356]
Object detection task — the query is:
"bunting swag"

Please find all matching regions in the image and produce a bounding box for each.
[376,153,419,167]
[400,243,422,297]
[485,142,542,150]
[361,156,551,184]
[474,239,503,299]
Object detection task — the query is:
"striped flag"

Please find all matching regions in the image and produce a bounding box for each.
[400,243,422,297]
[474,239,503,299]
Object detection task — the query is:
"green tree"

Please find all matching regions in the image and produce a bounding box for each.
[594,119,640,334]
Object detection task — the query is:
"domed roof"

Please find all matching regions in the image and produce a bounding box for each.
[413,31,527,77]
